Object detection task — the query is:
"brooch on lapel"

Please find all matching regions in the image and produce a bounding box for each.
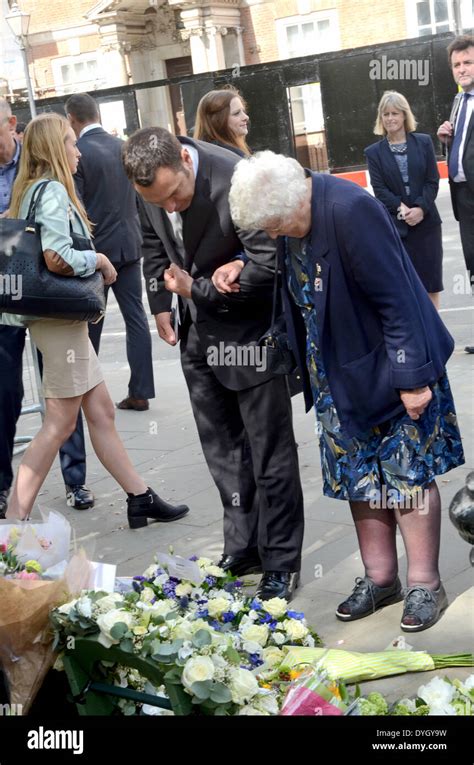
[314,263,323,291]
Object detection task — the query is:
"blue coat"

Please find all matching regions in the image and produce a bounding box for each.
[364,132,441,239]
[281,172,454,438]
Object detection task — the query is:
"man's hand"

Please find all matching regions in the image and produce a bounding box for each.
[155,311,177,346]
[164,263,193,298]
[400,386,432,420]
[404,206,424,226]
[437,121,453,145]
[211,260,245,294]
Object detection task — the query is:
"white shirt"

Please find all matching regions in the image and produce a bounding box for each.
[165,144,199,261]
[79,123,103,138]
[453,89,474,183]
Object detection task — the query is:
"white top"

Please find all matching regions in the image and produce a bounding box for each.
[79,123,103,138]
[165,144,199,262]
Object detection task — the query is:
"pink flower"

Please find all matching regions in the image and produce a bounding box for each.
[0,543,7,554]
[15,570,41,580]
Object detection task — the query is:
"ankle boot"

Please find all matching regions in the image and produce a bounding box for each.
[127,488,190,529]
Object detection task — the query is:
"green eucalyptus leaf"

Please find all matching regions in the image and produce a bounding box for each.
[192,629,212,648]
[110,622,129,640]
[190,680,212,700]
[209,682,232,704]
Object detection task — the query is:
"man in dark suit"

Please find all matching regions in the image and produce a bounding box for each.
[122,127,304,601]
[65,93,155,406]
[438,34,474,353]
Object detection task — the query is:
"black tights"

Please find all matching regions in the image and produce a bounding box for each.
[349,480,441,590]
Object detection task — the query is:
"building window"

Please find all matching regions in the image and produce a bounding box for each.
[276,11,339,59]
[414,0,452,35]
[276,11,339,135]
[52,54,104,95]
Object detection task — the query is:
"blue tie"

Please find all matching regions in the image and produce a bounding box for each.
[448,93,472,179]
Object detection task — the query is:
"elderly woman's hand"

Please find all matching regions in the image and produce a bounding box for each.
[212,260,244,293]
[400,386,432,420]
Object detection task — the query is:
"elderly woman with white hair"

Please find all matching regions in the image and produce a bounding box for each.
[212,151,464,632]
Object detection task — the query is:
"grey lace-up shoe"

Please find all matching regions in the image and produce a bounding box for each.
[336,575,404,621]
[401,583,448,632]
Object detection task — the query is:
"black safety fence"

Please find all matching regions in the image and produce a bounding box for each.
[10,30,465,173]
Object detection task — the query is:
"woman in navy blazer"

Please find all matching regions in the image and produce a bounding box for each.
[222,151,465,633]
[365,91,443,308]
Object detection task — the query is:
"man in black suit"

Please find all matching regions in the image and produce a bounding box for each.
[438,34,474,353]
[123,128,304,601]
[65,93,155,407]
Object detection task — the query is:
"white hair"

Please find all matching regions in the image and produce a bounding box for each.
[0,98,12,120]
[229,150,307,229]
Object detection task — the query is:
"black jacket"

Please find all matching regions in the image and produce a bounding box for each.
[75,127,142,263]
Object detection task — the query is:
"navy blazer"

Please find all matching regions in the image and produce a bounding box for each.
[281,173,454,438]
[75,127,142,264]
[364,132,441,239]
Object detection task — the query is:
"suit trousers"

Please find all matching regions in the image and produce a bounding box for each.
[453,183,474,277]
[88,259,155,399]
[180,321,304,571]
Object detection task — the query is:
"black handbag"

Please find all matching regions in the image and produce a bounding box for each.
[0,180,105,323]
[259,263,298,376]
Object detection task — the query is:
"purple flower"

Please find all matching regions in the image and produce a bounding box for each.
[258,612,272,624]
[133,576,146,581]
[234,580,243,588]
[197,609,209,618]
[287,611,305,620]
[162,581,177,599]
[250,598,262,610]
[179,596,189,609]
[205,575,217,586]
[189,555,199,562]
[269,620,278,631]
[222,611,235,623]
[210,620,222,631]
[248,654,264,668]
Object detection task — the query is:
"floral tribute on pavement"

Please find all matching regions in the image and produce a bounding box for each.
[51,554,321,716]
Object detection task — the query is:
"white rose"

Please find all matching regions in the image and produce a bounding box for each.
[418,677,455,709]
[272,631,286,645]
[97,609,134,648]
[95,593,123,613]
[243,641,264,656]
[207,597,230,617]
[142,564,158,578]
[229,668,259,705]
[283,619,309,642]
[175,583,193,597]
[238,706,267,716]
[172,620,194,641]
[262,597,288,618]
[241,624,269,647]
[262,646,284,668]
[197,557,213,567]
[230,600,246,614]
[153,573,169,586]
[463,675,474,691]
[253,692,280,715]
[57,599,77,616]
[204,565,225,577]
[150,599,177,618]
[182,656,215,690]
[139,588,155,604]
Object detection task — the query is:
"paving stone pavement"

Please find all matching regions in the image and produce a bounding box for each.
[13,182,474,703]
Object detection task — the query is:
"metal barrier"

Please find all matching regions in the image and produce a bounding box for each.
[13,333,44,454]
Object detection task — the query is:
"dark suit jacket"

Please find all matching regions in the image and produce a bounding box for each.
[364,133,441,239]
[446,92,474,220]
[75,127,142,263]
[138,137,277,390]
[279,172,454,438]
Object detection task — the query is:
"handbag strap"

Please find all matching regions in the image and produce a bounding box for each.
[26,179,52,223]
[269,238,285,333]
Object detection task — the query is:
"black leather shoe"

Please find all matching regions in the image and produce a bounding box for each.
[217,553,262,576]
[465,346,474,354]
[0,490,9,519]
[255,571,300,602]
[336,576,403,621]
[65,485,95,510]
[127,487,189,529]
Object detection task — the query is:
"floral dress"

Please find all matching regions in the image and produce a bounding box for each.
[285,235,465,503]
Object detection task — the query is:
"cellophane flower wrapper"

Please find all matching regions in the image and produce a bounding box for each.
[0,551,92,713]
[279,666,348,716]
[0,510,71,571]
